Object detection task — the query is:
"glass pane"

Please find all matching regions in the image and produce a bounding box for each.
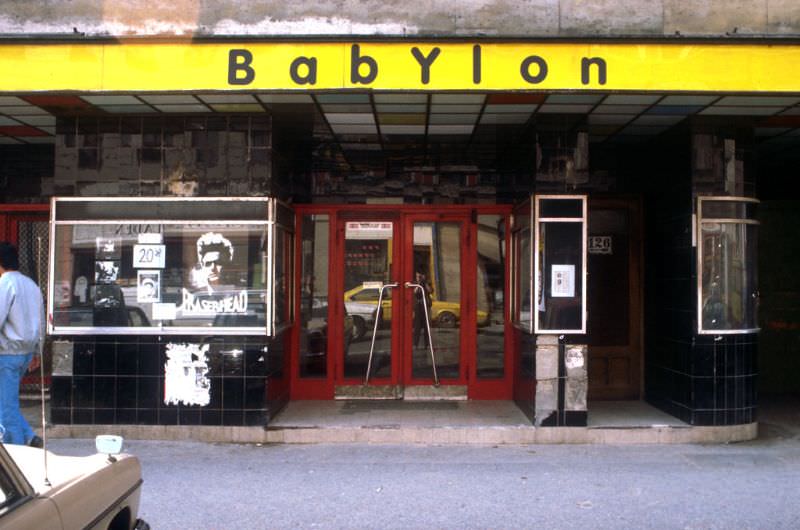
[412,222,461,380]
[538,222,583,331]
[513,228,532,328]
[273,227,293,327]
[701,222,758,330]
[51,223,268,329]
[299,215,329,378]
[477,215,505,379]
[342,222,393,379]
[539,198,583,218]
[701,200,758,220]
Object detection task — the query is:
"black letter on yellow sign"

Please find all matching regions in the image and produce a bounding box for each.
[228,49,255,85]
[520,55,548,84]
[351,44,378,84]
[290,56,318,85]
[411,47,441,84]
[473,45,482,84]
[581,57,607,85]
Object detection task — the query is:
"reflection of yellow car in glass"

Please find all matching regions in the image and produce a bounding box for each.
[344,284,489,335]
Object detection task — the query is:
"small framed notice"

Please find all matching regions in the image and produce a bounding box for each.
[551,264,575,298]
[132,244,166,269]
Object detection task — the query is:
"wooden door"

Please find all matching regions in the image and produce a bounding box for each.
[586,197,642,400]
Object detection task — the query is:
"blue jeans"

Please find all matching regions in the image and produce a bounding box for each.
[0,353,36,445]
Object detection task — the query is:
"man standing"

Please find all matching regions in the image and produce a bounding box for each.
[0,242,44,447]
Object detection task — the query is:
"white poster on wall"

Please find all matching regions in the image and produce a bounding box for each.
[164,343,211,407]
[551,264,576,298]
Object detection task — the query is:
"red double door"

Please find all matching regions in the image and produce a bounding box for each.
[292,206,512,400]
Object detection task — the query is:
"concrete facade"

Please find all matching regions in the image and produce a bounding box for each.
[0,0,799,38]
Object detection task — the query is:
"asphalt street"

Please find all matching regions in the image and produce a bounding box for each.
[45,398,800,530]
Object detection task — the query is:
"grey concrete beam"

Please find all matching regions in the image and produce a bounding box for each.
[0,0,797,37]
[664,0,768,36]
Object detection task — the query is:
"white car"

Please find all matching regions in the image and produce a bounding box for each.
[0,436,148,530]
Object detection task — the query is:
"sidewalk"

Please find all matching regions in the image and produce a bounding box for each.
[21,396,781,445]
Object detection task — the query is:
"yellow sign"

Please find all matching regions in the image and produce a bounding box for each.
[1,41,799,92]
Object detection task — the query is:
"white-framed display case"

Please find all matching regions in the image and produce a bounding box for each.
[48,197,294,336]
[696,196,759,335]
[511,194,587,335]
[533,195,587,335]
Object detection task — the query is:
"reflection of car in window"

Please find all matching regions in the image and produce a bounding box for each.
[53,306,152,327]
[343,284,489,330]
[343,286,388,340]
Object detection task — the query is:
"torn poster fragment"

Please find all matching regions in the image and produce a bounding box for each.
[164,342,211,406]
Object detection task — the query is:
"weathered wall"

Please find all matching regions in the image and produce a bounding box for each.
[0,0,798,38]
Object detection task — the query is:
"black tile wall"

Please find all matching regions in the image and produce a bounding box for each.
[640,131,758,426]
[512,329,536,424]
[49,332,289,427]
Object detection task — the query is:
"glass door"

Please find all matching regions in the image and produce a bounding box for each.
[334,212,469,398]
[401,215,467,395]
[336,217,402,396]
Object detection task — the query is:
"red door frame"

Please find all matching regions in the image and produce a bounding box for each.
[290,204,513,400]
[0,204,50,243]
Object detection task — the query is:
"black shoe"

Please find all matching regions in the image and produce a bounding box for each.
[28,435,43,448]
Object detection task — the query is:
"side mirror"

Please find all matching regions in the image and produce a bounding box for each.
[95,435,124,460]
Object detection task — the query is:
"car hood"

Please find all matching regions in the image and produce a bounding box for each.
[5,444,123,493]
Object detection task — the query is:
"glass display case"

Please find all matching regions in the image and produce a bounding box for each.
[48,197,294,336]
[534,195,587,334]
[696,196,759,334]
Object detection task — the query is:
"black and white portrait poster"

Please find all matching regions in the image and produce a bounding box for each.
[137,270,161,303]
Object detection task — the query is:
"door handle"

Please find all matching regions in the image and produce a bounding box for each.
[363,282,398,384]
[405,282,439,386]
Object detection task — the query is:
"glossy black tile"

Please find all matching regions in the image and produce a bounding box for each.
[138,343,161,375]
[201,409,222,426]
[94,377,116,408]
[50,408,71,425]
[73,408,93,424]
[94,346,116,375]
[222,410,244,426]
[116,343,138,375]
[207,377,223,409]
[117,377,137,408]
[137,377,160,409]
[73,376,94,408]
[223,378,244,409]
[114,408,136,425]
[244,410,267,426]
[136,410,157,424]
[73,343,94,375]
[51,377,72,409]
[179,409,202,426]
[158,408,177,425]
[244,379,266,409]
[94,409,115,424]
